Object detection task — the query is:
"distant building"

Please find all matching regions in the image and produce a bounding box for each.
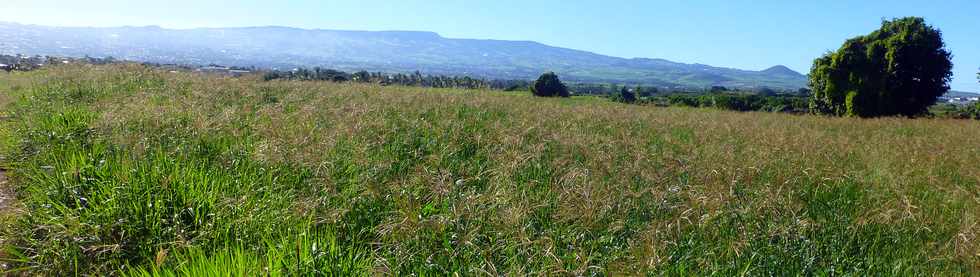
[197,66,231,72]
[194,65,250,76]
[229,70,251,77]
[943,96,979,105]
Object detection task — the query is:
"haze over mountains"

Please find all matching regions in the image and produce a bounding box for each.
[0,22,810,89]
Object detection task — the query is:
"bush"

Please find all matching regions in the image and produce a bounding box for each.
[963,102,980,120]
[667,94,701,107]
[530,72,569,97]
[611,86,637,103]
[929,102,980,119]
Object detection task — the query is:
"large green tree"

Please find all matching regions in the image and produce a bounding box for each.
[808,17,953,117]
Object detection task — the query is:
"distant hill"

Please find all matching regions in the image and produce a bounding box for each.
[0,22,808,89]
[761,65,801,77]
[945,91,980,98]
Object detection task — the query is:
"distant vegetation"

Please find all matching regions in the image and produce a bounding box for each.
[656,93,809,113]
[611,86,638,103]
[530,72,570,97]
[809,17,953,117]
[941,70,980,119]
[261,67,817,113]
[930,102,980,120]
[263,68,529,90]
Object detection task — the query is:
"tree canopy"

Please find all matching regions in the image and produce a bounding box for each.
[530,72,570,97]
[808,17,953,117]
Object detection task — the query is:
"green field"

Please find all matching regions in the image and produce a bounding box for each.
[0,65,978,275]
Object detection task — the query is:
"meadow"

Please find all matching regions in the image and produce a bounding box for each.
[0,64,977,275]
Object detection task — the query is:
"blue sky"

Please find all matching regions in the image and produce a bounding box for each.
[5,0,979,91]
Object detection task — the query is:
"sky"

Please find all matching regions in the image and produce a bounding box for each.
[4,0,979,91]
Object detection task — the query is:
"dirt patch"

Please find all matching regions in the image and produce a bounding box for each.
[0,168,10,212]
[0,168,13,274]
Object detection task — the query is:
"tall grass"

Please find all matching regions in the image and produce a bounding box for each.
[0,64,977,275]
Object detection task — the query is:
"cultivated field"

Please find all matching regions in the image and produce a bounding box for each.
[0,64,978,275]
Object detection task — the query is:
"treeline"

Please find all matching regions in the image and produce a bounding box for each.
[597,82,809,113]
[570,84,807,97]
[603,85,808,113]
[568,83,662,96]
[653,93,809,113]
[263,68,530,90]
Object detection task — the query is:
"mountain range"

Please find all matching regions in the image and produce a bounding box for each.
[0,22,808,89]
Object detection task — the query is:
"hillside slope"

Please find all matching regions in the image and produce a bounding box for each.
[0,22,807,89]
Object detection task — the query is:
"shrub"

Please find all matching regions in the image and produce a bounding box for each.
[710,86,730,93]
[965,102,980,120]
[530,72,569,97]
[611,86,637,103]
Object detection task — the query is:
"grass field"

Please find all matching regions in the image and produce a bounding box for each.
[0,64,978,275]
